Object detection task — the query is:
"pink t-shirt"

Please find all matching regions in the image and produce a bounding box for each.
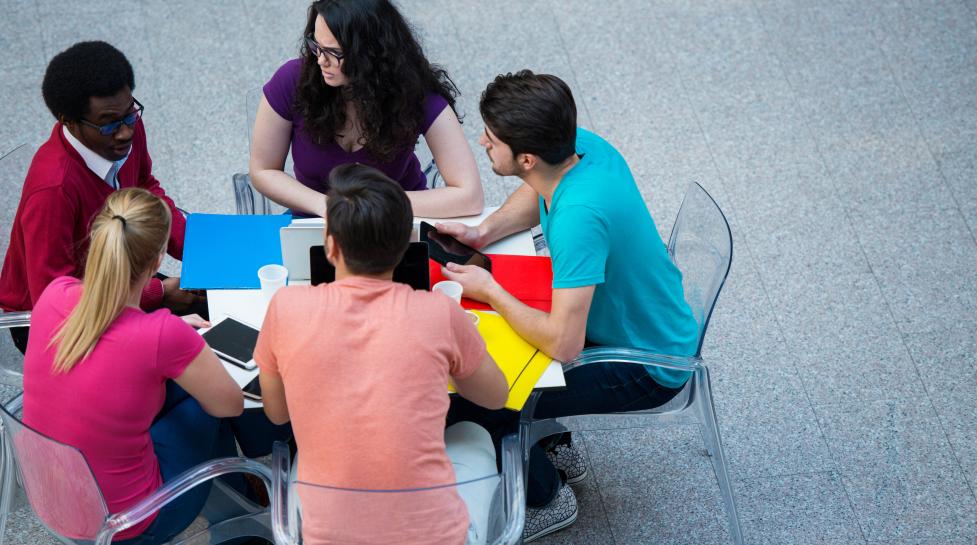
[22,277,205,540]
[254,277,486,544]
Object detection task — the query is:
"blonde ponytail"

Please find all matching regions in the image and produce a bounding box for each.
[51,188,171,372]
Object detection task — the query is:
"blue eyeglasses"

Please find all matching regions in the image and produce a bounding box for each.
[79,99,144,135]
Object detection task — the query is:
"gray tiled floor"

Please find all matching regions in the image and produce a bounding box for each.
[2,1,976,543]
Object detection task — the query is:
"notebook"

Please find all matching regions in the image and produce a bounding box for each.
[429,254,553,312]
[451,311,554,411]
[181,214,292,289]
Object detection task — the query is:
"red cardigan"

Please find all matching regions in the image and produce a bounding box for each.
[0,121,186,312]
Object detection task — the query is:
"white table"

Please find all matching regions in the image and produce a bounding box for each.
[205,206,565,408]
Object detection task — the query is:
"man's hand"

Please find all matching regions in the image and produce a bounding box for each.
[162,276,206,314]
[435,222,483,249]
[180,313,211,329]
[441,262,500,304]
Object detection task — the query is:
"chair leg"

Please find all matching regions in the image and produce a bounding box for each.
[0,432,15,545]
[693,368,743,545]
[518,393,541,489]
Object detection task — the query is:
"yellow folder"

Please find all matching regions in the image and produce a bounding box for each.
[449,311,553,411]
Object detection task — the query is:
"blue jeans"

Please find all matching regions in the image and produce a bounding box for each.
[114,383,229,545]
[447,362,682,507]
[116,383,290,544]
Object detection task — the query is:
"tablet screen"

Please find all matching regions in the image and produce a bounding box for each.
[201,318,259,365]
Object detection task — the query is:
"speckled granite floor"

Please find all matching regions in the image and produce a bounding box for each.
[2,1,977,543]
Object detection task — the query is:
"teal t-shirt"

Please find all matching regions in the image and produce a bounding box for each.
[539,128,699,388]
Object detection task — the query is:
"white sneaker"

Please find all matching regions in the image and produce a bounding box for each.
[523,484,578,542]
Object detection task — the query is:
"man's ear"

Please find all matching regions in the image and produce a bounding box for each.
[61,116,77,132]
[325,233,340,266]
[517,152,538,173]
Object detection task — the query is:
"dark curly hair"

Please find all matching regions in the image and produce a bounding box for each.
[42,41,135,123]
[294,0,459,163]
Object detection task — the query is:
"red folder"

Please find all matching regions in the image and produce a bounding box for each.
[429,254,553,312]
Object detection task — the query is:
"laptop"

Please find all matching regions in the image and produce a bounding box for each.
[280,223,324,281]
[310,242,431,290]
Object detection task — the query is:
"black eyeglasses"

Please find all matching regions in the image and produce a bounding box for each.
[79,99,144,136]
[305,35,344,62]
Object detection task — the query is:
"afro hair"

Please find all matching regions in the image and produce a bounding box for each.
[41,41,135,122]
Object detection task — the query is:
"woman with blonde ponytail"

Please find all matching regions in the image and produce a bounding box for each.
[23,188,246,544]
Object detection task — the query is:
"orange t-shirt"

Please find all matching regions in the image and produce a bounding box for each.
[254,276,486,544]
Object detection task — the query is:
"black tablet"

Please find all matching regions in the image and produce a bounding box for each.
[201,318,259,371]
[418,221,492,271]
[242,375,262,401]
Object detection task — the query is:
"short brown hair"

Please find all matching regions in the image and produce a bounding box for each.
[326,164,413,275]
[479,70,577,165]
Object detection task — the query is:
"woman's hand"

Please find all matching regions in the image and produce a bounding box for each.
[180,313,211,329]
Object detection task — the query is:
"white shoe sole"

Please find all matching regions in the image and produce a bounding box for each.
[565,467,589,485]
[523,507,579,543]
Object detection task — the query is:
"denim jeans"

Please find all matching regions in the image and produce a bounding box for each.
[113,383,229,545]
[447,361,682,507]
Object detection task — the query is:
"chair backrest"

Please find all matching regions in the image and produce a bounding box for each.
[0,144,34,262]
[272,438,523,545]
[288,475,506,545]
[666,183,733,357]
[0,404,109,540]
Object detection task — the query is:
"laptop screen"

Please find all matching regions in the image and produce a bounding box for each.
[309,242,430,291]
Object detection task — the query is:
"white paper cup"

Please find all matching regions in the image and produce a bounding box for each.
[432,280,463,304]
[258,264,288,301]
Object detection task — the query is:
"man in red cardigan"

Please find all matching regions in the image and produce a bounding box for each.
[0,41,202,353]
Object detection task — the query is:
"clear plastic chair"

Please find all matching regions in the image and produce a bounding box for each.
[233,89,441,215]
[0,403,274,545]
[519,182,742,544]
[0,143,35,380]
[270,434,524,545]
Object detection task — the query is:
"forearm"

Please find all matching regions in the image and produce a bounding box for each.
[486,285,580,362]
[250,168,327,217]
[408,183,484,218]
[476,184,540,247]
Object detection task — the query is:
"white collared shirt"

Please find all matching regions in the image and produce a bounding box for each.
[62,126,128,190]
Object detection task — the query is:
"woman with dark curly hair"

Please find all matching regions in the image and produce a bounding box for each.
[250,0,483,218]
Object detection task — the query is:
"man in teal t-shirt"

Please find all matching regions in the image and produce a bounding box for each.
[441,70,698,543]
[540,127,698,387]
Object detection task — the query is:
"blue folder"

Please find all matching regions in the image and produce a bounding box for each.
[181,214,292,289]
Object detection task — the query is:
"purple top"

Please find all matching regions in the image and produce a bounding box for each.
[263,58,448,194]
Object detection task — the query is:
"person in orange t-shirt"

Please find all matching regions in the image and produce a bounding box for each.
[254,164,509,545]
